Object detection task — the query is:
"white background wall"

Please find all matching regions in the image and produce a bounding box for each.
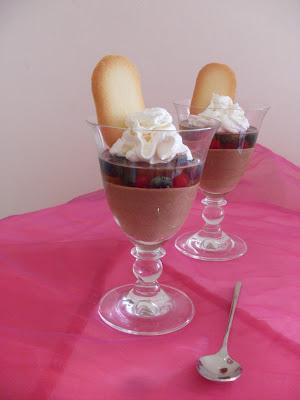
[1,0,299,219]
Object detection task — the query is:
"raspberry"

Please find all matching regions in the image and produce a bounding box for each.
[136,175,150,188]
[210,138,221,149]
[243,141,251,149]
[173,173,189,188]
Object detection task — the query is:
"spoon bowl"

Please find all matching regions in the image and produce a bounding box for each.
[197,351,242,382]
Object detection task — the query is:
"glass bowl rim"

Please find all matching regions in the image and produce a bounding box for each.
[173,99,270,112]
[86,120,220,133]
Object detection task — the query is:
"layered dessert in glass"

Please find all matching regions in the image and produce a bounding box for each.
[94,111,215,335]
[174,63,269,261]
[200,128,257,194]
[91,55,217,335]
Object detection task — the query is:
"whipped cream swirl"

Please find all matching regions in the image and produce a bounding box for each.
[188,93,250,133]
[110,107,192,164]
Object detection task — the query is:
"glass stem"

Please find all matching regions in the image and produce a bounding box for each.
[124,246,171,317]
[201,195,227,239]
[131,246,165,298]
[193,195,233,252]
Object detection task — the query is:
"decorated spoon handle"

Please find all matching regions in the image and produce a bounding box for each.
[222,282,242,350]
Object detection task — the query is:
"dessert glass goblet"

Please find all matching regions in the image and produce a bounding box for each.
[174,100,269,262]
[91,124,217,335]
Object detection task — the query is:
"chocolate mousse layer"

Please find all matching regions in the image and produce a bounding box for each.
[200,148,253,194]
[104,182,199,244]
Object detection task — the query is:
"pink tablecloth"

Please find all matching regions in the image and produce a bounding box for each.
[0,144,300,400]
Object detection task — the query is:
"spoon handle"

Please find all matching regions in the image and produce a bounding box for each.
[222,282,242,350]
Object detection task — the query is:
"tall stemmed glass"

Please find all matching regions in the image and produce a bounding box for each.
[174,100,269,261]
[91,124,217,335]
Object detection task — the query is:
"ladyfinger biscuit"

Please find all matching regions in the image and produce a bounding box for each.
[92,55,145,147]
[190,63,236,114]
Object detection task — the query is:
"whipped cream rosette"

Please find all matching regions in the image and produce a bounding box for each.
[110,108,192,164]
[188,94,250,133]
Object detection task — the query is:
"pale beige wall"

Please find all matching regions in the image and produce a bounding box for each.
[1,0,299,218]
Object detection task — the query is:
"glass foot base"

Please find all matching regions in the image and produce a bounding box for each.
[98,284,195,335]
[175,231,247,261]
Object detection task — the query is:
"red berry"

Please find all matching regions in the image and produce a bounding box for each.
[173,173,189,188]
[223,142,236,149]
[136,175,150,188]
[210,138,221,149]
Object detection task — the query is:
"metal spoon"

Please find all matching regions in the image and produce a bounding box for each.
[197,281,242,382]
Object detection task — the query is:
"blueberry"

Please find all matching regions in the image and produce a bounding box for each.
[150,176,173,188]
[175,154,189,167]
[245,133,257,148]
[189,164,203,181]
[121,167,137,187]
[238,133,247,149]
[99,159,121,177]
[219,133,238,149]
[172,155,190,177]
